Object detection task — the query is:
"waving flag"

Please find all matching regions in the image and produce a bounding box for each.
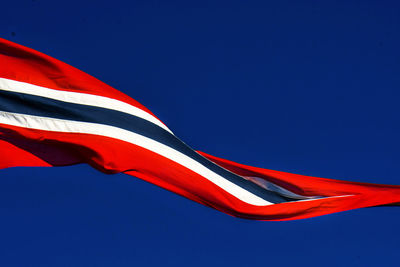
[0,38,399,221]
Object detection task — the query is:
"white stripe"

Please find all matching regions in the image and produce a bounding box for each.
[244,176,320,200]
[0,78,172,134]
[0,111,272,206]
[244,176,354,203]
[292,194,353,203]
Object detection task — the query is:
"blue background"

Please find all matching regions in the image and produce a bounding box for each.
[1,1,400,266]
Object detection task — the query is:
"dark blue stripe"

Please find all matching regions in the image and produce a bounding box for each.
[0,90,296,204]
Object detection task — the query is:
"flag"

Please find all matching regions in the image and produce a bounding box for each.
[0,38,399,221]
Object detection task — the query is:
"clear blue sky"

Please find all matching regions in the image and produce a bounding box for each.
[1,0,400,266]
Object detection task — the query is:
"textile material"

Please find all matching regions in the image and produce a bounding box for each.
[1,38,399,220]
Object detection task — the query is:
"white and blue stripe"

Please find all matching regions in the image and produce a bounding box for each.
[0,78,318,206]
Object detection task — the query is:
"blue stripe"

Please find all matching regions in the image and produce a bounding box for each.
[0,90,295,204]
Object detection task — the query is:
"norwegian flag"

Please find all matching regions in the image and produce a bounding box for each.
[0,38,399,220]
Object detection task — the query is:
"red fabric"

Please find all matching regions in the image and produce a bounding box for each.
[198,151,400,220]
[1,123,400,220]
[0,38,162,122]
[0,124,270,218]
[0,139,51,168]
[1,37,399,221]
